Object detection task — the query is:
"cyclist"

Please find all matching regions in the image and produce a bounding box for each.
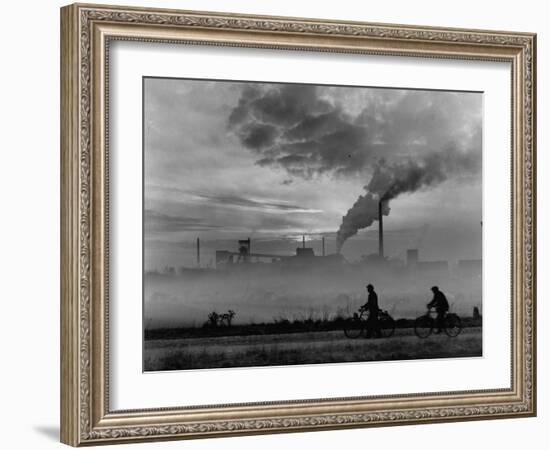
[361,284,381,338]
[427,286,449,333]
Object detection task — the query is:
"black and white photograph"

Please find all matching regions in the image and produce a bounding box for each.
[142,77,483,371]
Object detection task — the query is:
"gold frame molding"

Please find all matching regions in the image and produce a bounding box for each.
[60,3,537,446]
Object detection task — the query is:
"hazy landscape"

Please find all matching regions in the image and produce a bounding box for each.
[144,262,481,328]
[143,77,483,371]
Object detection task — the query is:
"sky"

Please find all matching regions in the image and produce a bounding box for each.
[143,77,482,270]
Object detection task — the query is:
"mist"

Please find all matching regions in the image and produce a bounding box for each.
[145,265,482,329]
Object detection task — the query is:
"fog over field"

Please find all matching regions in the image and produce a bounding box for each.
[144,266,481,328]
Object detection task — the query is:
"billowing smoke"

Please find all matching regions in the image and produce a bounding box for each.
[336,148,480,252]
[335,192,391,252]
[227,82,482,252]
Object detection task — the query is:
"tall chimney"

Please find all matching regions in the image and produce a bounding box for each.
[322,237,326,257]
[196,237,200,267]
[378,201,384,259]
[302,235,306,249]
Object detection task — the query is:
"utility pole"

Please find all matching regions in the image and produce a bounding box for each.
[196,237,200,267]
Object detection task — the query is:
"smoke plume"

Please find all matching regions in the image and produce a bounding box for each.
[336,147,480,252]
[227,82,482,252]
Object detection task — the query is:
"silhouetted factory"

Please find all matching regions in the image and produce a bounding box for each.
[203,237,479,276]
[213,236,343,269]
[196,199,480,274]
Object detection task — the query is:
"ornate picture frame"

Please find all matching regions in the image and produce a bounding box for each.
[60,3,536,446]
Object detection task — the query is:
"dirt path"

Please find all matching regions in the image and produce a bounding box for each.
[144,327,482,371]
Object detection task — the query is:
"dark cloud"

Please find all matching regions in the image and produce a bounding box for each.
[194,192,322,213]
[377,145,481,202]
[227,84,371,178]
[147,185,320,213]
[145,209,221,233]
[228,84,332,128]
[240,123,279,149]
[227,84,481,181]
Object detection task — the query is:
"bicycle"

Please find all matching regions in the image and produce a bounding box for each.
[414,307,462,338]
[344,307,395,339]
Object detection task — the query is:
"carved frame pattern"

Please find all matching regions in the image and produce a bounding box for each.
[60,3,536,446]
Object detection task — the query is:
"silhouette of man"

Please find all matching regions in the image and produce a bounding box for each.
[362,284,381,338]
[427,286,449,333]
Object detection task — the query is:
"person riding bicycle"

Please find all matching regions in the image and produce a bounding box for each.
[427,286,449,333]
[361,284,381,338]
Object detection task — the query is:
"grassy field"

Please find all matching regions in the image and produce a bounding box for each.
[144,326,482,371]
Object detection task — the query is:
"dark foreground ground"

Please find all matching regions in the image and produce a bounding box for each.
[144,326,482,371]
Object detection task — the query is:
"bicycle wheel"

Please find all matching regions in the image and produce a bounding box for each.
[444,314,462,337]
[414,315,433,338]
[379,314,395,338]
[344,316,364,339]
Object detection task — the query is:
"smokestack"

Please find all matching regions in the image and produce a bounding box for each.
[407,249,419,268]
[196,237,200,267]
[302,235,306,249]
[322,237,326,256]
[378,201,384,259]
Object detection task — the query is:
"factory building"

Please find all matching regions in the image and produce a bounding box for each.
[406,248,448,274]
[214,235,342,269]
[457,259,482,277]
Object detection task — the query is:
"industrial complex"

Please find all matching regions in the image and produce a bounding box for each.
[187,199,483,277]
